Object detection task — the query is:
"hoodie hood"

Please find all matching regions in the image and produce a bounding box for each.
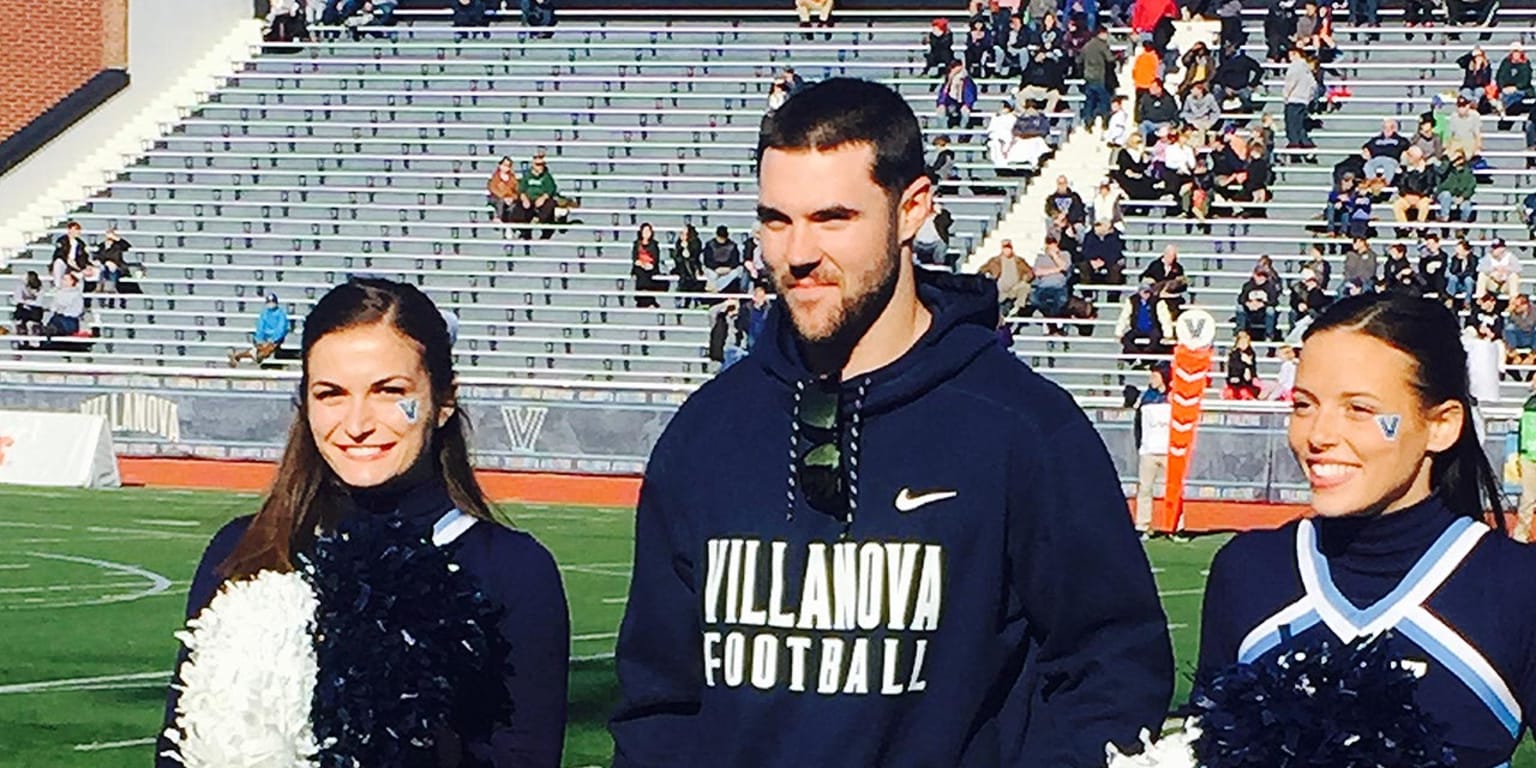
[756,269,1000,413]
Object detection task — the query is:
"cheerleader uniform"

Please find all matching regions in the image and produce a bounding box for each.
[1198,496,1536,768]
[156,478,570,768]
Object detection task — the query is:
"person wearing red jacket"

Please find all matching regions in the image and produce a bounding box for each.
[1132,0,1179,55]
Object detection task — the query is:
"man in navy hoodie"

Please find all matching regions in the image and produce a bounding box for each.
[609,78,1173,767]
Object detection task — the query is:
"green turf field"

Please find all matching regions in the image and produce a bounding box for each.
[0,486,1530,767]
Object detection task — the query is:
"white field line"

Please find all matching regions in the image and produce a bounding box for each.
[0,671,168,695]
[572,631,619,642]
[0,581,154,595]
[11,552,174,609]
[73,737,158,752]
[601,596,628,604]
[1157,588,1204,598]
[133,519,202,527]
[0,564,30,570]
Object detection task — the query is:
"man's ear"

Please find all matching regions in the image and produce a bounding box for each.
[896,175,935,246]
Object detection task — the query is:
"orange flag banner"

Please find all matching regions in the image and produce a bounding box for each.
[1155,310,1216,534]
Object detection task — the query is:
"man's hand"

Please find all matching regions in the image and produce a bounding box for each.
[520,194,532,207]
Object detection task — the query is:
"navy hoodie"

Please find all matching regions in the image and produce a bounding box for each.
[1199,497,1536,768]
[156,477,570,768]
[610,272,1173,767]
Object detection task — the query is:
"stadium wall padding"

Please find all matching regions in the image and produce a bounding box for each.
[1,370,1519,502]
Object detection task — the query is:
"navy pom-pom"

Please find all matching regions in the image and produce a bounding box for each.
[301,514,512,767]
[1190,632,1456,768]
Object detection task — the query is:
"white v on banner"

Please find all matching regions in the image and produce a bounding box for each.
[0,411,121,488]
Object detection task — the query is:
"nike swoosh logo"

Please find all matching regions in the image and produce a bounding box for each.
[895,488,958,513]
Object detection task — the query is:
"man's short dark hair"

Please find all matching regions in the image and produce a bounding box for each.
[757,77,925,198]
[65,220,80,230]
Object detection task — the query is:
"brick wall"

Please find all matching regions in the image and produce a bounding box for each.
[0,0,127,140]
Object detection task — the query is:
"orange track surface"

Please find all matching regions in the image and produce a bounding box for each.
[120,457,1309,532]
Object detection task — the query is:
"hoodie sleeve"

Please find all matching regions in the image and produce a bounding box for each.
[609,450,703,767]
[1006,410,1174,764]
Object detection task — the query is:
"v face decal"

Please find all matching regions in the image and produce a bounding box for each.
[895,488,958,514]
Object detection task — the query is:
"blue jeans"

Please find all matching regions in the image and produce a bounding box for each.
[1437,192,1475,221]
[1349,0,1380,25]
[1237,306,1278,340]
[1363,156,1399,182]
[1082,83,1111,128]
[1325,204,1349,234]
[1507,325,1536,351]
[1031,282,1069,316]
[1446,274,1474,301]
[1213,84,1254,112]
[1502,89,1529,110]
[1284,103,1311,147]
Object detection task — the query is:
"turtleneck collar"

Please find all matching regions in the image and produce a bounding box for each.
[343,451,456,525]
[1314,494,1458,578]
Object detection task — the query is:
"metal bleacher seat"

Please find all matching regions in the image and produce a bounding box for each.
[1004,10,1536,404]
[6,9,1050,383]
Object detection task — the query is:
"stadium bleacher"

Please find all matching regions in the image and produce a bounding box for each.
[4,3,1534,403]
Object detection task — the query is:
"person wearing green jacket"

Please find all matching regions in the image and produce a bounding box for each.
[518,150,560,239]
[1436,149,1477,222]
[1519,380,1536,542]
[1497,43,1532,113]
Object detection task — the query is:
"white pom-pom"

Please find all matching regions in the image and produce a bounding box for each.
[1104,720,1203,767]
[161,570,320,767]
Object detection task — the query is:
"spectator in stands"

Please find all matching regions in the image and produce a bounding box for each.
[451,0,487,33]
[1118,280,1165,362]
[1323,173,1358,238]
[1477,238,1521,301]
[1141,245,1185,284]
[996,14,1032,79]
[1410,117,1443,162]
[1180,152,1215,229]
[487,156,526,228]
[1418,231,1449,300]
[1236,266,1280,341]
[704,225,744,294]
[1019,40,1067,116]
[979,239,1034,315]
[1360,118,1409,182]
[914,200,954,269]
[42,273,85,340]
[1091,179,1126,231]
[1435,149,1477,224]
[1078,25,1115,130]
[1264,0,1299,62]
[519,0,556,32]
[922,18,954,76]
[228,294,289,367]
[1468,292,1504,346]
[1458,47,1495,112]
[766,79,794,114]
[1382,243,1419,295]
[986,102,1021,166]
[1403,0,1436,28]
[1136,80,1179,142]
[965,20,997,78]
[1264,343,1298,400]
[1133,364,1170,531]
[52,221,88,289]
[1159,126,1197,202]
[1289,267,1329,329]
[1178,42,1216,99]
[1045,176,1087,226]
[631,223,664,309]
[1113,133,1162,204]
[1223,330,1262,399]
[265,0,309,47]
[1132,0,1178,56]
[1106,96,1131,148]
[11,271,45,339]
[1080,219,1126,287]
[1498,42,1533,113]
[1180,82,1220,136]
[925,135,958,186]
[794,0,834,31]
[1046,210,1081,260]
[1343,236,1379,291]
[1219,138,1272,214]
[1131,39,1160,99]
[1282,47,1318,162]
[1212,39,1263,114]
[738,283,773,352]
[519,150,559,239]
[1390,147,1436,230]
[1346,0,1380,36]
[776,66,807,96]
[1300,245,1332,290]
[1010,100,1054,169]
[937,60,979,133]
[1031,238,1072,321]
[1445,238,1478,308]
[671,224,706,304]
[342,0,398,38]
[1445,96,1484,159]
[1506,294,1536,369]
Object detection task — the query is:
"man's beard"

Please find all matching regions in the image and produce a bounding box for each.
[782,230,904,369]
